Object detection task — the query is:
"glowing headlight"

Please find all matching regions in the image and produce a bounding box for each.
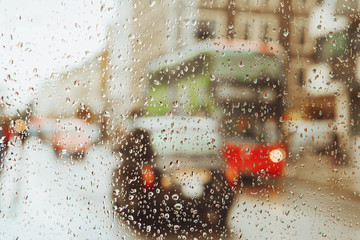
[14,119,26,133]
[269,149,286,163]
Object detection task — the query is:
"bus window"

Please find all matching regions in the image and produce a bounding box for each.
[144,84,171,116]
[175,75,215,116]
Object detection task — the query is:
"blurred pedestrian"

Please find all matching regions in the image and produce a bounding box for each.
[113,128,155,219]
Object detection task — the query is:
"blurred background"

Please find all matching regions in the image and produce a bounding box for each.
[1,0,360,239]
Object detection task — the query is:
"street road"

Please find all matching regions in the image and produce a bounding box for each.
[0,137,134,239]
[0,137,359,239]
[227,178,360,239]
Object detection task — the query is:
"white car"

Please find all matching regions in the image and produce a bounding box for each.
[286,118,337,154]
[29,117,100,157]
[284,108,349,160]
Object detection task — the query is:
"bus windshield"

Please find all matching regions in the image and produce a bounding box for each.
[221,112,281,144]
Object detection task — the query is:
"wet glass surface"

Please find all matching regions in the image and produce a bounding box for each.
[1,0,360,239]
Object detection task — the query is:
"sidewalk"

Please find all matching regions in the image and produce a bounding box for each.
[286,136,360,197]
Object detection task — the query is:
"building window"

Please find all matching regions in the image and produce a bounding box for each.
[196,20,216,40]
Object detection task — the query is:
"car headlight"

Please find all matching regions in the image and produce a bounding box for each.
[14,119,26,133]
[225,167,239,187]
[160,174,172,190]
[269,148,286,163]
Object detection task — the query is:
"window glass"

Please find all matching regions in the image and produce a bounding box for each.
[1,0,360,239]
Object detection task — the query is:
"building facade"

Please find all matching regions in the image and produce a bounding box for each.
[36,0,360,146]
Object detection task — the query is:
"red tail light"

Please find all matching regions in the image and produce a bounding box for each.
[225,167,239,187]
[141,165,155,189]
[4,127,17,142]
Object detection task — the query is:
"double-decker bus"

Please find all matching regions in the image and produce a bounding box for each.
[146,40,287,182]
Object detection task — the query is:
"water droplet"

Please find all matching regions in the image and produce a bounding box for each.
[149,0,156,7]
[283,28,289,37]
[350,119,355,126]
[172,194,179,201]
[174,203,183,210]
[104,111,110,117]
[128,33,135,40]
[114,189,120,195]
